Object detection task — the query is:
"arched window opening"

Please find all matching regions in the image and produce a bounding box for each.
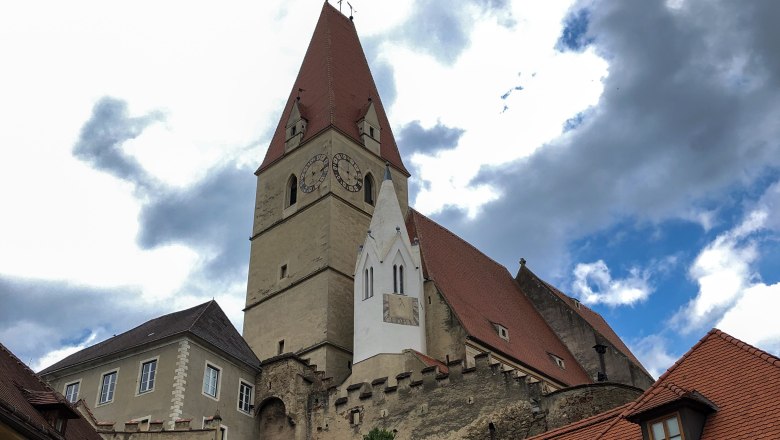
[393,265,398,293]
[370,267,374,297]
[364,174,375,205]
[287,175,298,207]
[363,269,369,300]
[399,265,404,294]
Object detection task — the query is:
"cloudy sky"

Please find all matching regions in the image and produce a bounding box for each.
[1,0,779,378]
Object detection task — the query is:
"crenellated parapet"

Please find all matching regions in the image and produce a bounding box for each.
[304,352,642,439]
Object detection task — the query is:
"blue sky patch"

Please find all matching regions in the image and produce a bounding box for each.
[557,8,593,52]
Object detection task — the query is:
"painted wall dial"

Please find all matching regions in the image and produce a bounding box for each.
[300,153,329,193]
[383,293,420,326]
[332,152,363,192]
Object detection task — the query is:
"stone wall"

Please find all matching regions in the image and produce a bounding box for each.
[257,352,642,440]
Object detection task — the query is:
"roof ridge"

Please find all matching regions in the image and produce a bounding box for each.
[188,300,216,332]
[409,209,508,273]
[1,342,56,392]
[711,328,780,368]
[530,402,630,439]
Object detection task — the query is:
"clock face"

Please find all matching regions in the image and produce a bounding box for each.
[383,294,419,326]
[332,153,363,192]
[300,154,329,193]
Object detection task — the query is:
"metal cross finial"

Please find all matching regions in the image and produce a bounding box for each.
[337,0,343,12]
[347,1,356,19]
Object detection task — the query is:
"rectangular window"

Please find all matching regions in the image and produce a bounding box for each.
[649,414,683,440]
[139,360,157,393]
[64,382,80,403]
[203,364,220,398]
[238,381,253,414]
[99,371,117,404]
[278,340,285,355]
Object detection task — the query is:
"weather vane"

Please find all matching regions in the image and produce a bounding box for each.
[347,1,356,19]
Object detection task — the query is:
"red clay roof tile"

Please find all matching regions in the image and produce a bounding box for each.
[529,328,780,439]
[406,209,591,386]
[258,2,408,176]
[0,343,102,440]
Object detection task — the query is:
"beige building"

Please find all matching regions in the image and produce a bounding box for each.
[39,301,260,439]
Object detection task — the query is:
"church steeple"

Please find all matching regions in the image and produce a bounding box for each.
[258,2,408,176]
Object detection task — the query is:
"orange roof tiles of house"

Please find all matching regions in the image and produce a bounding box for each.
[258,2,408,176]
[0,343,102,440]
[529,328,780,439]
[406,209,592,387]
[520,266,650,376]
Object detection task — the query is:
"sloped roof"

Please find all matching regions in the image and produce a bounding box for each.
[519,265,650,376]
[0,343,102,440]
[40,301,260,375]
[258,2,408,176]
[529,403,631,440]
[529,329,780,439]
[406,209,591,386]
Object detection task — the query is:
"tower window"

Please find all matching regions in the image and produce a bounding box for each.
[393,265,398,293]
[291,125,297,136]
[399,265,404,294]
[278,340,285,354]
[363,269,369,300]
[287,175,298,207]
[369,126,375,138]
[280,264,288,279]
[370,267,374,297]
[364,174,375,205]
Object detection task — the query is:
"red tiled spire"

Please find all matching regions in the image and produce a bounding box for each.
[258,2,408,176]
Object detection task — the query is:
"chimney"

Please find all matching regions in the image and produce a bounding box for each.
[593,343,608,381]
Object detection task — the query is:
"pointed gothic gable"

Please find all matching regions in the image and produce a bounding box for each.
[258,2,408,176]
[406,209,592,386]
[40,301,260,374]
[518,265,651,378]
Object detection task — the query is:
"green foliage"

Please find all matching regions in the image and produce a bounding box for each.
[363,427,395,440]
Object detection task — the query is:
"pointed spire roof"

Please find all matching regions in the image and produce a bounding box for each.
[367,173,411,259]
[258,2,408,176]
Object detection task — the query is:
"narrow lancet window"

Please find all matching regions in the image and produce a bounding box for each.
[370,267,374,297]
[287,175,298,206]
[364,269,369,299]
[364,174,375,205]
[393,265,398,293]
[399,265,404,294]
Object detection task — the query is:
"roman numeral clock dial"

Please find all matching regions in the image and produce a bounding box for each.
[332,153,363,192]
[300,153,329,193]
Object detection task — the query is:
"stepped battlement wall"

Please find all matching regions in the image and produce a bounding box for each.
[292,352,642,440]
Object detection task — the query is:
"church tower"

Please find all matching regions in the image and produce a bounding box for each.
[353,167,426,364]
[243,2,409,383]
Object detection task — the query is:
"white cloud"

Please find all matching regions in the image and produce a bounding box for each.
[571,260,652,306]
[630,334,678,379]
[677,210,766,332]
[675,187,780,353]
[32,332,99,372]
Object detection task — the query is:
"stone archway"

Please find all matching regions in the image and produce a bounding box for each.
[258,397,295,440]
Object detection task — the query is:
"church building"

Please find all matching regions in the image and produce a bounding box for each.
[37,3,662,439]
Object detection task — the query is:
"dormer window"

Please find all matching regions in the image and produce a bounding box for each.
[648,414,683,440]
[496,324,509,340]
[369,126,375,138]
[291,125,297,136]
[550,354,566,369]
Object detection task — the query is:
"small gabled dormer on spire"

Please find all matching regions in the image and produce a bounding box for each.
[284,98,307,152]
[357,98,381,155]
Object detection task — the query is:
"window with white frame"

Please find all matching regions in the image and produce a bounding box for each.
[203,364,220,398]
[99,371,117,404]
[139,359,157,393]
[238,381,253,414]
[64,381,80,403]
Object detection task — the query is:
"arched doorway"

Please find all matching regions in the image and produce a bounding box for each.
[258,397,294,440]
